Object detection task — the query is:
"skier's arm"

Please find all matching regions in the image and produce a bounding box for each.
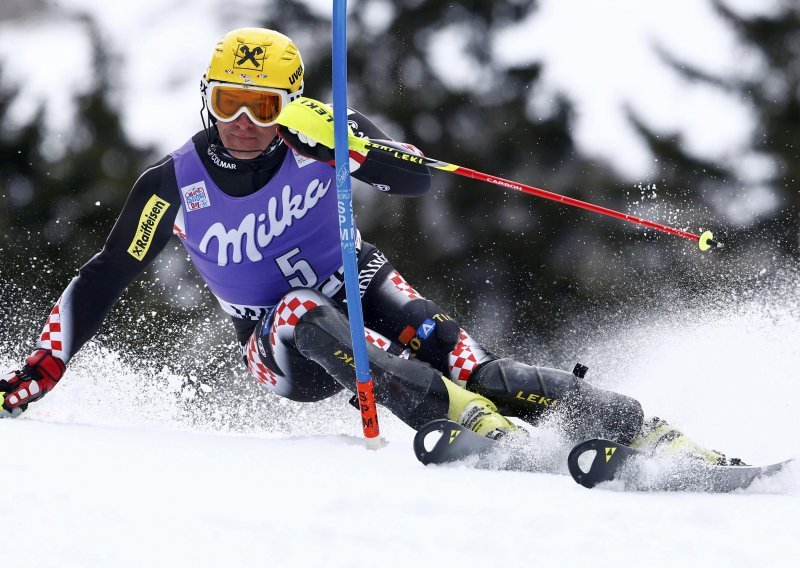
[54,157,179,362]
[345,108,431,196]
[277,98,431,196]
[1,158,179,416]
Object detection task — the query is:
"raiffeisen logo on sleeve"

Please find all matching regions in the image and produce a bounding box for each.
[127,195,170,261]
[181,181,212,211]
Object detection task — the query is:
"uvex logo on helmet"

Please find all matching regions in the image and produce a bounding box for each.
[289,64,303,86]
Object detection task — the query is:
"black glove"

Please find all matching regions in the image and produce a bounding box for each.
[278,124,369,173]
[399,300,461,366]
[278,124,336,164]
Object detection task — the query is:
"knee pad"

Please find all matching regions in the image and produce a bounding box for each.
[402,299,461,347]
[468,358,643,445]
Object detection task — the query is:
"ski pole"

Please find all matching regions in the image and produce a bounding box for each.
[354,140,722,251]
[332,0,381,448]
[275,98,721,250]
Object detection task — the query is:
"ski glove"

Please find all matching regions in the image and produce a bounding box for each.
[275,97,367,171]
[0,349,65,417]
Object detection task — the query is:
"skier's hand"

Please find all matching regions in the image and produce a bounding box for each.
[280,125,336,164]
[276,97,367,171]
[401,301,461,361]
[0,349,65,418]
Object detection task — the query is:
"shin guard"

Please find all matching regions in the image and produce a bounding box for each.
[468,358,643,445]
[294,305,450,430]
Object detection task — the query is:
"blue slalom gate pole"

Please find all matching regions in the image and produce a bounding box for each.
[332,0,380,447]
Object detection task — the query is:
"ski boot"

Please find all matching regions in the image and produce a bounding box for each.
[632,417,746,466]
[443,379,518,440]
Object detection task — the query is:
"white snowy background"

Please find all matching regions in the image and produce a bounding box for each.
[1,1,798,567]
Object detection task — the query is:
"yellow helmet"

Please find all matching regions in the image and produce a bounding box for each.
[204,28,304,95]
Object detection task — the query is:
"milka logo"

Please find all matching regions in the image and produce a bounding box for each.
[200,178,331,266]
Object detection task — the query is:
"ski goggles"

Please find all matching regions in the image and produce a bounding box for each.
[205,81,291,126]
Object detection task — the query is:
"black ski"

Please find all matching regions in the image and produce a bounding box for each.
[414,420,793,493]
[568,438,793,492]
[413,419,497,465]
[413,419,540,472]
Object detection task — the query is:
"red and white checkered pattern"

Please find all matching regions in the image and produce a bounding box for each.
[389,271,421,300]
[269,296,320,346]
[364,330,391,351]
[245,333,278,387]
[37,301,64,359]
[448,330,489,384]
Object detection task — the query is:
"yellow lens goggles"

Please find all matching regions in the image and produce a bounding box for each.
[206,81,290,126]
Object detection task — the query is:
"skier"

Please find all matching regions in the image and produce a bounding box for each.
[0,27,733,464]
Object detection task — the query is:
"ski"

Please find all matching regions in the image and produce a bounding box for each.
[413,419,541,472]
[414,420,793,492]
[567,438,793,492]
[413,419,498,465]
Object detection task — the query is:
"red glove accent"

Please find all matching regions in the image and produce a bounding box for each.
[0,349,66,414]
[25,349,66,382]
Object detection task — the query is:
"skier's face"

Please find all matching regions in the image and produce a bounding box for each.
[216,113,279,159]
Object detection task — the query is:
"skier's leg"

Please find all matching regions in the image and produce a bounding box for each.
[247,287,514,436]
[246,286,443,403]
[244,289,346,402]
[353,243,492,382]
[466,359,644,445]
[292,302,516,437]
[350,243,643,444]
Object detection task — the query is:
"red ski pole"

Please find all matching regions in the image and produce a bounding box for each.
[357,140,722,251]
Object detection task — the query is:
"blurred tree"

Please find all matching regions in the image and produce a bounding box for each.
[710,0,800,256]
[628,1,800,288]
[1,15,239,380]
[0,16,155,291]
[0,0,47,21]
[0,16,223,370]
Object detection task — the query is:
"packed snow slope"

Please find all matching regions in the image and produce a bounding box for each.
[2,277,799,568]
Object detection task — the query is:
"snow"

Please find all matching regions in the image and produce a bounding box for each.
[4,420,795,568]
[3,276,799,568]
